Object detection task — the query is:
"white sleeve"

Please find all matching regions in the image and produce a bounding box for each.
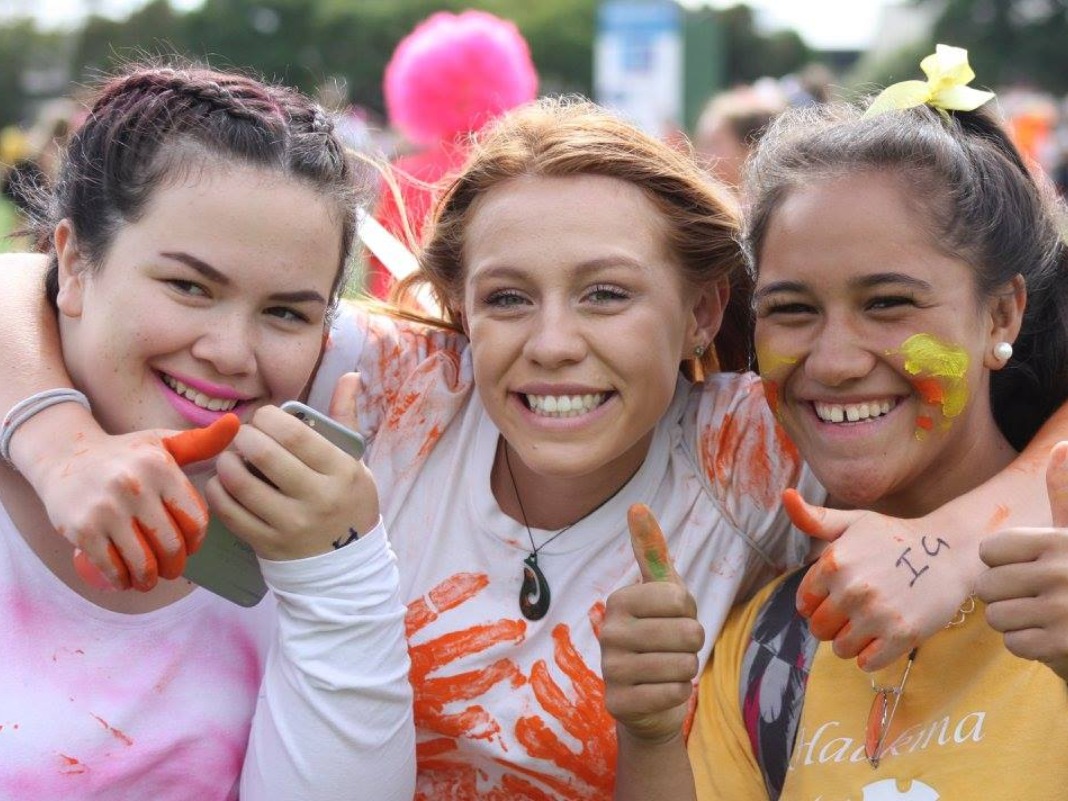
[239,520,415,801]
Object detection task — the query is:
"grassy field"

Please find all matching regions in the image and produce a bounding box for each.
[0,195,30,253]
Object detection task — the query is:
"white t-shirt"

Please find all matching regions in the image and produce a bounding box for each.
[0,495,414,800]
[310,303,820,799]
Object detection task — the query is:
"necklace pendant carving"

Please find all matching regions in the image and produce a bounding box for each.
[520,553,551,620]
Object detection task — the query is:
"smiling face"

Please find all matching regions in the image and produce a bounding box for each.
[753,171,1022,516]
[55,163,343,436]
[462,174,721,497]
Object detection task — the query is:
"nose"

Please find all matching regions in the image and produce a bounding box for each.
[190,313,258,377]
[522,300,587,368]
[803,316,876,387]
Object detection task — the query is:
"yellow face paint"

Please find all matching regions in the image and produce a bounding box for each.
[755,345,798,419]
[896,333,970,422]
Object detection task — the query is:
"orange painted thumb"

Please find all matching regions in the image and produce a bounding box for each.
[627,503,678,583]
[1046,441,1068,528]
[162,413,240,466]
[782,488,856,542]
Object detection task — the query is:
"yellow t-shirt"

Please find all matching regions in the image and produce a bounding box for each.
[691,574,1068,800]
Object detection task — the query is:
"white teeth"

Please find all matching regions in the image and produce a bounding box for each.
[162,375,239,412]
[814,399,897,424]
[525,393,606,418]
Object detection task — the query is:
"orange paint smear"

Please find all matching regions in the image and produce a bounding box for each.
[628,504,670,581]
[985,503,1011,533]
[164,497,207,554]
[912,377,945,405]
[129,518,159,591]
[513,624,614,793]
[162,413,239,466]
[705,406,802,512]
[410,620,526,680]
[417,424,444,459]
[916,416,934,431]
[782,489,823,537]
[73,542,130,591]
[406,573,490,637]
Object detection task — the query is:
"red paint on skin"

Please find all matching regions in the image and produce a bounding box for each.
[916,416,934,431]
[912,376,945,405]
[119,476,142,496]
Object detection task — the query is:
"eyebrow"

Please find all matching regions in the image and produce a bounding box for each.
[160,251,328,305]
[754,272,934,302]
[470,256,647,283]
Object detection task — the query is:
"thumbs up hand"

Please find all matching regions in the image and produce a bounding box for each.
[600,504,706,743]
[784,489,970,672]
[977,442,1068,680]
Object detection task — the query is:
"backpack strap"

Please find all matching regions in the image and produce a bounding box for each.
[739,566,819,800]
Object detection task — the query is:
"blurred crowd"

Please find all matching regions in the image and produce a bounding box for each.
[4,22,1068,289]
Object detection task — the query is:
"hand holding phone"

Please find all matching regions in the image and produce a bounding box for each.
[184,400,370,606]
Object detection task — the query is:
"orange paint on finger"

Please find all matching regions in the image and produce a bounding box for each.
[164,497,207,553]
[162,413,240,466]
[73,547,127,591]
[809,602,849,640]
[128,518,159,592]
[782,488,823,537]
[628,503,671,581]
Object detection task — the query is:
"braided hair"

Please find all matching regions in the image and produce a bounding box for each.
[29,63,364,311]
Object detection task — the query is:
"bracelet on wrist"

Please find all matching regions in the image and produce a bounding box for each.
[1,388,92,467]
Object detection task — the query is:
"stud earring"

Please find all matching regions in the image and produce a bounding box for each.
[694,344,707,358]
[993,341,1013,362]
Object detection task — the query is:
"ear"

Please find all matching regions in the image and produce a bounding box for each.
[983,273,1026,370]
[684,276,730,357]
[54,219,87,318]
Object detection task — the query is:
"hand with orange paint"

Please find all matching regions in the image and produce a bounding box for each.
[206,373,379,561]
[783,488,973,672]
[978,441,1068,680]
[35,414,238,592]
[600,504,705,744]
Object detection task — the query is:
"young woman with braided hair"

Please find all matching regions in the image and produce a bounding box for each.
[0,63,413,799]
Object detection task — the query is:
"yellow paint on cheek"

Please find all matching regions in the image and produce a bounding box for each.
[896,333,970,423]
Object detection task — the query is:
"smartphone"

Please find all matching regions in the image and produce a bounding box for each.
[182,402,367,607]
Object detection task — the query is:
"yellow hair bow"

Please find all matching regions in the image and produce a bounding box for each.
[864,44,995,119]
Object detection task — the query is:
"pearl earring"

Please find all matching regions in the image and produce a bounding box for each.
[694,344,707,358]
[993,341,1013,362]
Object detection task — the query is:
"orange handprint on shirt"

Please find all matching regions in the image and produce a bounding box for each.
[507,604,616,800]
[407,572,527,772]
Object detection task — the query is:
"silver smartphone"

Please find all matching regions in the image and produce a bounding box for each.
[182,402,367,607]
